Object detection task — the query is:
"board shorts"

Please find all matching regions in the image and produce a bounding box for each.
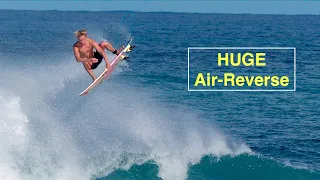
[91,51,103,69]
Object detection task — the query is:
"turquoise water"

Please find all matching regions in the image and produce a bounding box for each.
[0,10,319,180]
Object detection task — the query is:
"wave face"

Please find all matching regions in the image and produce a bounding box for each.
[0,10,319,180]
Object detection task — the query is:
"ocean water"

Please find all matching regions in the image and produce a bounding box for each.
[0,10,319,180]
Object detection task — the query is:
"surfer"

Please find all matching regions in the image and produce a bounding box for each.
[73,29,124,81]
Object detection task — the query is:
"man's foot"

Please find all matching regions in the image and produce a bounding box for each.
[114,45,135,55]
[113,46,125,55]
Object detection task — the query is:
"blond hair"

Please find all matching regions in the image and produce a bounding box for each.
[74,29,87,37]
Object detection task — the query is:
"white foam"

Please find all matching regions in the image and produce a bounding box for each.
[0,91,28,180]
[73,84,252,180]
[0,56,93,180]
[0,52,252,180]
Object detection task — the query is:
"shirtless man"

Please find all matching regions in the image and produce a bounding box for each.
[73,29,124,81]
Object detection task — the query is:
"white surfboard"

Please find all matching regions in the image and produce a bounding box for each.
[78,38,133,96]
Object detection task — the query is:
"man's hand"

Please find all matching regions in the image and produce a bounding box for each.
[106,62,111,69]
[89,58,98,63]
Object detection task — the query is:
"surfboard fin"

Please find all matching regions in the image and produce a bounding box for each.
[126,45,136,52]
[120,55,129,60]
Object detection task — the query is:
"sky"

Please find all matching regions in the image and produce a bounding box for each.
[0,1,319,15]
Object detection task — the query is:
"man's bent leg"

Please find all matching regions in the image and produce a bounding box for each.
[99,41,124,55]
[83,62,96,82]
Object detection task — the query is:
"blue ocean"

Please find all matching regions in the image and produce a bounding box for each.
[0,10,319,180]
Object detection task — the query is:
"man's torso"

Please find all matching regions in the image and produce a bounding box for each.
[75,39,94,59]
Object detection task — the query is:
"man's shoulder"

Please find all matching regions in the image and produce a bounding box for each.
[87,38,96,44]
[73,41,80,48]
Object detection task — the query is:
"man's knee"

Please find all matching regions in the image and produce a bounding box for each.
[83,62,92,70]
[99,41,110,48]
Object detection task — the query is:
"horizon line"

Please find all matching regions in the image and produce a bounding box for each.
[0,9,319,16]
